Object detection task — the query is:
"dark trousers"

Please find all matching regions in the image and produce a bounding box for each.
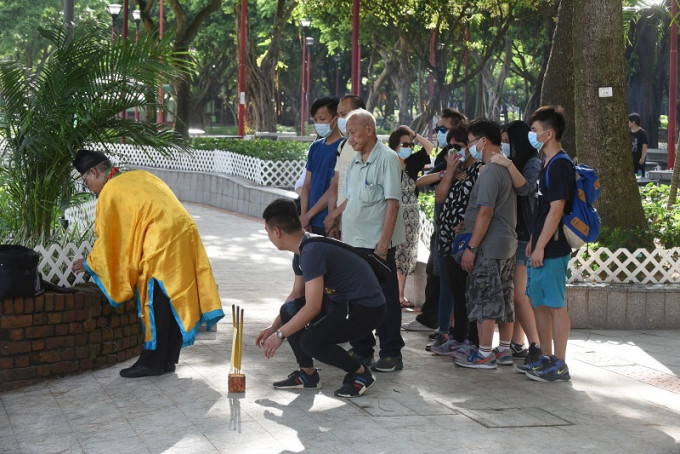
[311,225,327,236]
[445,255,479,345]
[350,247,404,358]
[280,297,385,373]
[138,283,183,370]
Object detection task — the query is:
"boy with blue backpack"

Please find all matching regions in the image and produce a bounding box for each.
[523,105,576,382]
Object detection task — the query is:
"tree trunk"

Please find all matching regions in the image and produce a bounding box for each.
[572,0,646,230]
[541,0,576,157]
[172,49,191,138]
[235,0,296,132]
[524,3,558,119]
[626,8,662,147]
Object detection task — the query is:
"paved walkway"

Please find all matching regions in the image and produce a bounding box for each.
[2,203,680,453]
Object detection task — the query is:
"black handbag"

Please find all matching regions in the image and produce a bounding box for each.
[0,245,45,300]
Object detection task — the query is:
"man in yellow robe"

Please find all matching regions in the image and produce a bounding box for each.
[72,149,224,378]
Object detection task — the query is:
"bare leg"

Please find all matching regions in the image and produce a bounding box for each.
[398,272,408,305]
[498,322,514,345]
[512,264,539,345]
[478,319,496,348]
[549,307,570,360]
[533,305,554,356]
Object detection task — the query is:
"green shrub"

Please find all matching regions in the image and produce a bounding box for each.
[417,182,680,251]
[189,138,309,161]
[596,184,680,250]
[418,191,435,223]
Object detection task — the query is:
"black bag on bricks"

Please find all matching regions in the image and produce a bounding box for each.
[0,245,45,300]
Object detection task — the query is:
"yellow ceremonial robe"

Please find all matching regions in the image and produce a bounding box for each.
[84,170,224,349]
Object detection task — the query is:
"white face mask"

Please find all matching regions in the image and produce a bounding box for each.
[437,130,448,147]
[314,123,332,138]
[501,143,511,157]
[338,117,348,135]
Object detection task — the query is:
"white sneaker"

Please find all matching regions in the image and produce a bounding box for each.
[401,319,433,332]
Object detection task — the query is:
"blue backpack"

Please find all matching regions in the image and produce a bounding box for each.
[545,153,601,249]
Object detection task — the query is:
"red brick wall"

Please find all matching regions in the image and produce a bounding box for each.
[0,283,143,392]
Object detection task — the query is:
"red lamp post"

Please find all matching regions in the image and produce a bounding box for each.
[668,0,677,169]
[158,0,164,125]
[300,19,311,136]
[238,0,247,136]
[351,0,360,96]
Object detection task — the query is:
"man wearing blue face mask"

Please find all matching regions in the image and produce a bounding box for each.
[301,95,367,239]
[299,97,344,235]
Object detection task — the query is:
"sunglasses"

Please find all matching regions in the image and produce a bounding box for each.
[435,125,447,134]
[400,142,415,148]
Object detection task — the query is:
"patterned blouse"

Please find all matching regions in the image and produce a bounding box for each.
[437,161,484,255]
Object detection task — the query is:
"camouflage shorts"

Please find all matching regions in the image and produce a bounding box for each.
[465,249,515,323]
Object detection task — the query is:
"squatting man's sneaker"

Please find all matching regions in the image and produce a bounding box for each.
[273,369,321,389]
[334,367,376,398]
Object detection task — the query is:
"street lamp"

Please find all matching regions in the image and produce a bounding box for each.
[334,54,342,97]
[107,3,122,41]
[300,19,311,136]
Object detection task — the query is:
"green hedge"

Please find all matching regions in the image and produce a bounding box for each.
[189,138,309,161]
[417,183,680,251]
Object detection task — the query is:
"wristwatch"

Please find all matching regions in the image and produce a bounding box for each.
[467,245,479,254]
[275,330,286,340]
[439,170,446,179]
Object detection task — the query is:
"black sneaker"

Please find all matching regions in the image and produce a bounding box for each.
[515,343,542,373]
[425,333,448,352]
[273,369,321,389]
[428,331,439,340]
[334,368,376,398]
[510,342,528,359]
[371,355,404,372]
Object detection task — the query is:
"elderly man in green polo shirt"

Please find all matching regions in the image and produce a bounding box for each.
[342,108,406,372]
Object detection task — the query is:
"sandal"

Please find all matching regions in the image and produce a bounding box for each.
[400,298,415,308]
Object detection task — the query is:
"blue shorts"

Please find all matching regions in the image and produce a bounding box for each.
[526,255,569,308]
[515,240,529,266]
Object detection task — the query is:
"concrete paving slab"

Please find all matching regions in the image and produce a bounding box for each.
[1,203,680,453]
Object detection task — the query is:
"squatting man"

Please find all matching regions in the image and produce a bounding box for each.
[255,198,386,398]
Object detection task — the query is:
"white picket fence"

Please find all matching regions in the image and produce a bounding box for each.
[86,143,305,187]
[34,143,680,287]
[417,214,680,284]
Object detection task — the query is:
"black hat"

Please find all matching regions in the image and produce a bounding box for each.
[73,149,108,174]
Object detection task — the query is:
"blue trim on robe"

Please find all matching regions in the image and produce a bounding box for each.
[134,286,146,338]
[83,259,123,309]
[144,279,158,350]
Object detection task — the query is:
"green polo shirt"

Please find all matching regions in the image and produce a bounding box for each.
[342,140,406,249]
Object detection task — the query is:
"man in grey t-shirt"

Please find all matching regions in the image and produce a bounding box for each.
[455,118,517,370]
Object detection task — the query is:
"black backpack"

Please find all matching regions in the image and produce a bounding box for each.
[0,245,45,300]
[299,236,391,283]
